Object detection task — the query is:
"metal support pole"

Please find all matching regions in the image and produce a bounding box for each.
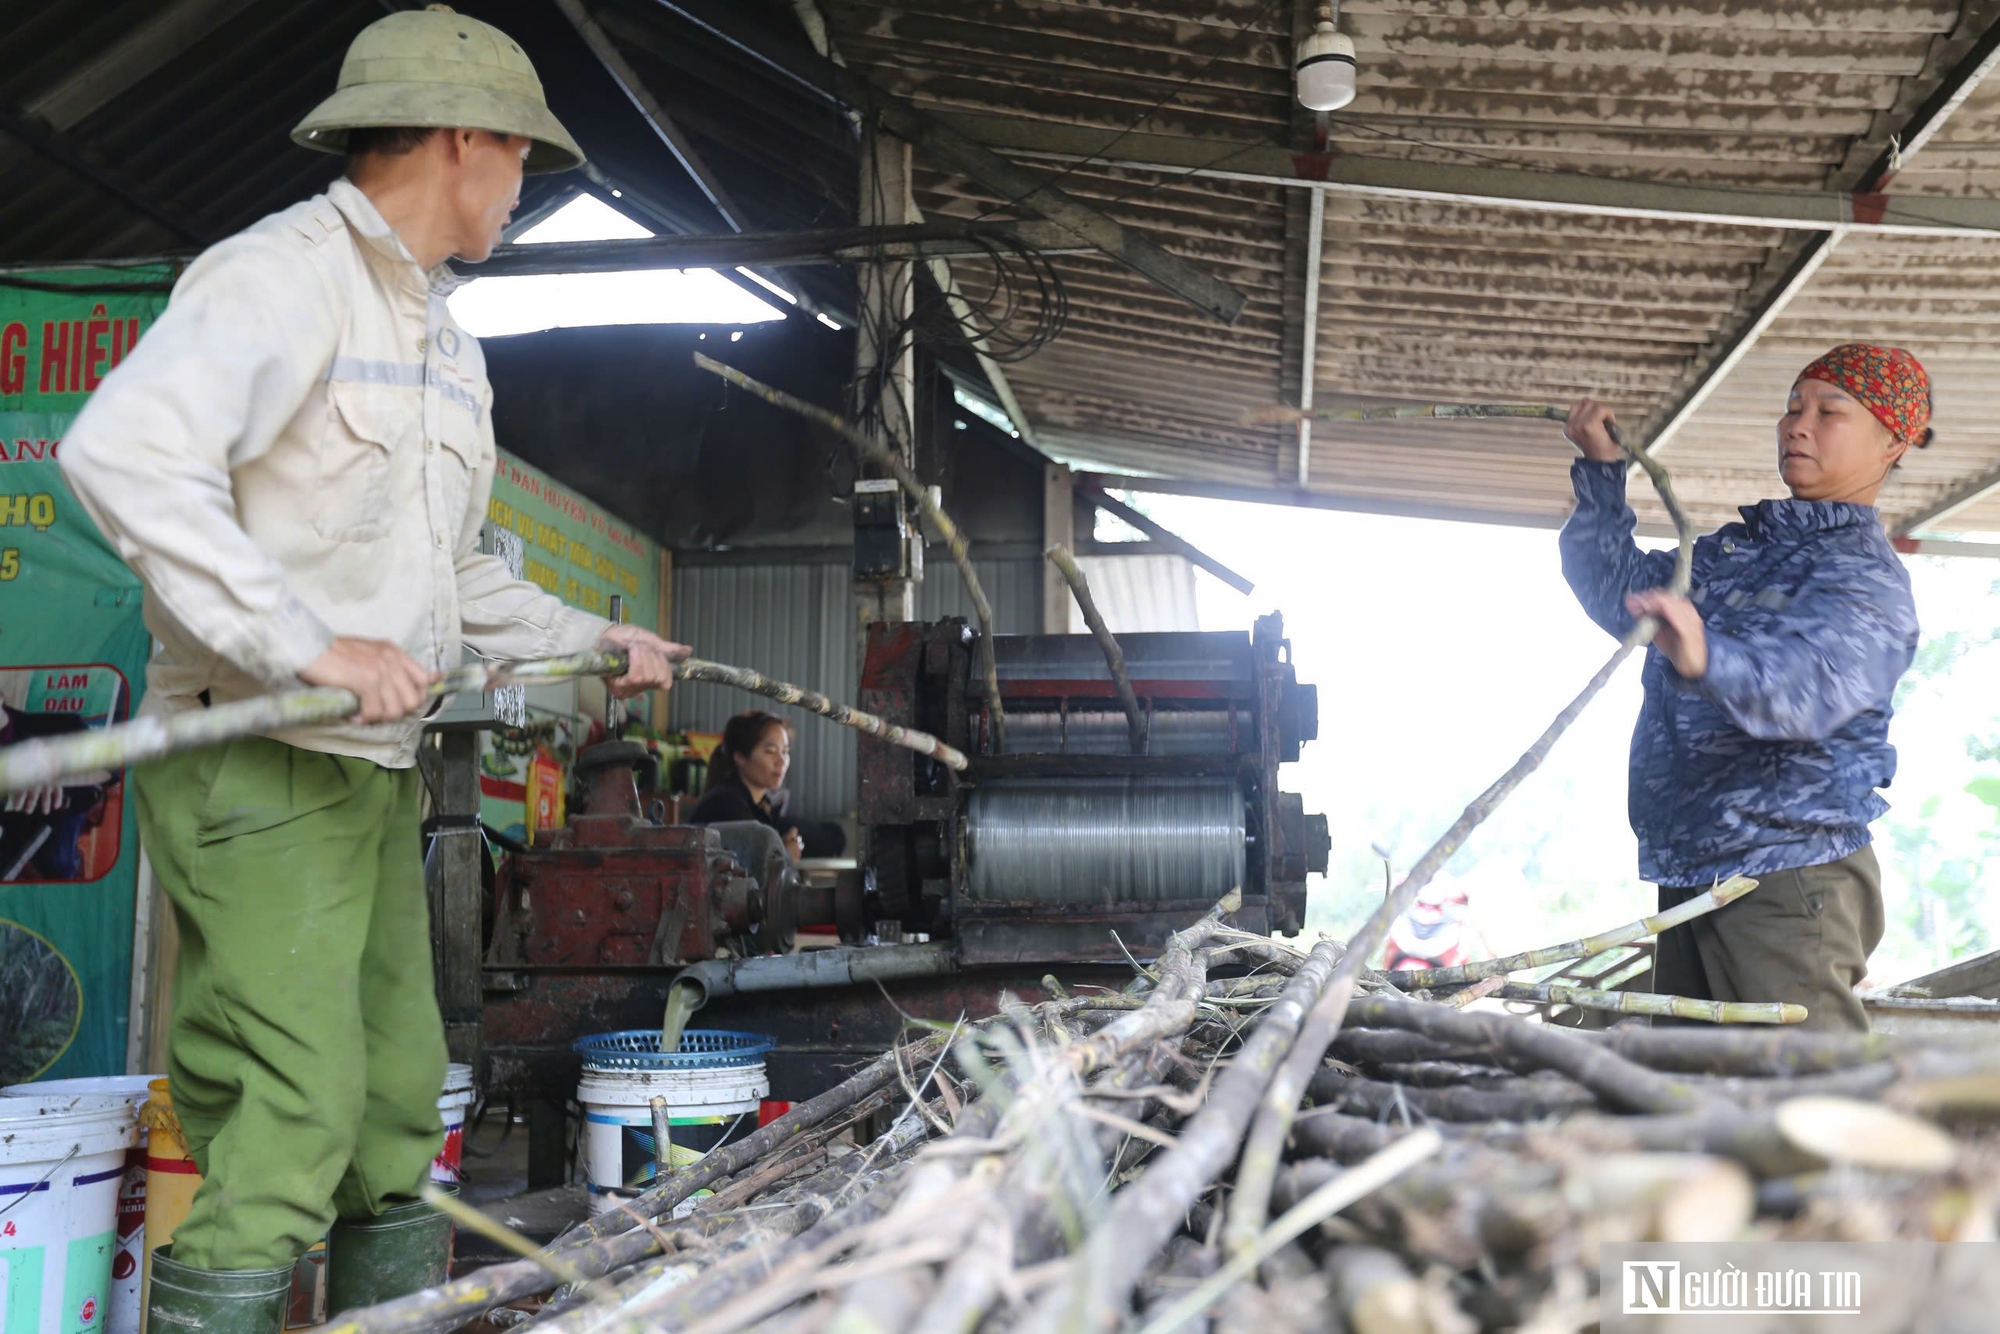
[1296,186,1324,488]
[853,128,921,638]
[435,731,484,1068]
[1042,464,1076,634]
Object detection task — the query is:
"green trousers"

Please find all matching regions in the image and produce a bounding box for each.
[135,736,446,1270]
[1653,846,1885,1033]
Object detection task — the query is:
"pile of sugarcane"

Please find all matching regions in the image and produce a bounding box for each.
[328,885,2000,1334]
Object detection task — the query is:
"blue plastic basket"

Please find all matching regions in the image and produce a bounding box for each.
[573,1029,775,1072]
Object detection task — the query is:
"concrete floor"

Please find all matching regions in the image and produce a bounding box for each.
[454,1108,592,1268]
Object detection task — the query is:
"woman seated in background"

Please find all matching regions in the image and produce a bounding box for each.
[690,710,803,863]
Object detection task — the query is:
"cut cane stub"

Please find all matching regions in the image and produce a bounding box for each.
[1653,1159,1756,1243]
[1774,1096,1959,1173]
[1711,875,1758,906]
[1565,1153,1754,1243]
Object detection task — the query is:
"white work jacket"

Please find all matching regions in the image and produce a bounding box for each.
[61,178,607,769]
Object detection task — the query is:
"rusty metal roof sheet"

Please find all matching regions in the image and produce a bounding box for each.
[827,0,2000,539]
[10,0,2000,540]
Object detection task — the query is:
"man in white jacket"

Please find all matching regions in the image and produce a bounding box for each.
[60,8,682,1326]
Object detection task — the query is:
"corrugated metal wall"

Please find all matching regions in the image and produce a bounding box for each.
[1070,554,1199,635]
[670,553,1041,821]
[669,562,857,822]
[916,555,1042,633]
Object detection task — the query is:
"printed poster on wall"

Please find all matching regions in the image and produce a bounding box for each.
[477,451,661,841]
[0,270,169,1083]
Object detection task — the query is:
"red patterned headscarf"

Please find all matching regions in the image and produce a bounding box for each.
[1795,344,1931,447]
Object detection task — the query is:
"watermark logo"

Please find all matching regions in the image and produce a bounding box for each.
[1619,1259,1860,1317]
[1623,1261,1680,1314]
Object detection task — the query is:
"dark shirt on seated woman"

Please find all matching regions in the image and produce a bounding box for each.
[689,775,797,837]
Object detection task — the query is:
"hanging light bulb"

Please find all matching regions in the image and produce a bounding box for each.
[1295,19,1356,112]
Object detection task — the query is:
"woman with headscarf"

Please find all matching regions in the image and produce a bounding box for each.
[1560,344,1929,1032]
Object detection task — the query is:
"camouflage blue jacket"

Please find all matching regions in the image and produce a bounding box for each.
[1560,459,1918,888]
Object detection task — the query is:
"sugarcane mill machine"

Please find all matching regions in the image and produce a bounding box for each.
[857,612,1326,959]
[475,614,1327,1183]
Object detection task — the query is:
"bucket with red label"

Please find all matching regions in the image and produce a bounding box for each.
[431,1063,477,1185]
[4,1074,159,1334]
[0,1091,142,1334]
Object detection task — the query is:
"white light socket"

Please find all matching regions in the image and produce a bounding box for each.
[1296,23,1357,112]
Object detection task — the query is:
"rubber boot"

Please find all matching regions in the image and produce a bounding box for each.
[326,1193,455,1315]
[146,1245,292,1334]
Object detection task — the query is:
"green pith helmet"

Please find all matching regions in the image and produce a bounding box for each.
[292,5,583,173]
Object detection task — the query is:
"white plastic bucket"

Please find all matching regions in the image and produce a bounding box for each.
[0,1092,142,1334]
[431,1064,476,1186]
[2,1077,158,1334]
[574,1032,769,1216]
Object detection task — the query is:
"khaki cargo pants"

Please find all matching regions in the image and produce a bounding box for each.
[135,735,447,1270]
[1652,846,1885,1033]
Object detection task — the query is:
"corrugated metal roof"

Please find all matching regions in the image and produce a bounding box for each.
[1648,52,2000,536]
[11,0,2000,538]
[825,0,2000,539]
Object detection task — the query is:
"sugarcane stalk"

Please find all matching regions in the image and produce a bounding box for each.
[675,657,967,771]
[1063,922,1214,1077]
[1307,1069,1596,1123]
[1363,1059,1516,1087]
[328,1036,947,1334]
[1340,996,1715,1115]
[1492,981,1807,1024]
[692,352,1007,750]
[1018,939,1343,1333]
[1589,1026,1912,1076]
[0,646,970,790]
[806,1086,1020,1334]
[1134,1128,1444,1334]
[542,1140,931,1334]
[1333,1023,1918,1079]
[1385,876,1757,989]
[0,649,635,794]
[1044,543,1147,754]
[1241,402,1575,427]
[1566,949,1654,994]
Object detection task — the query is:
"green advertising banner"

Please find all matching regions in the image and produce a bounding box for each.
[476,451,662,840]
[0,274,665,1070]
[0,270,171,1083]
